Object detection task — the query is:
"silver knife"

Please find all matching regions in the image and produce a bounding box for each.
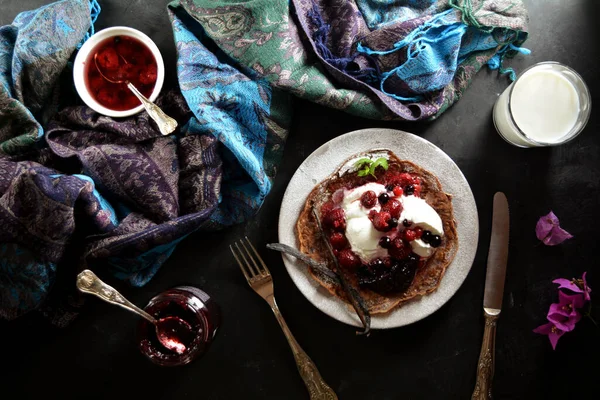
[472,192,510,400]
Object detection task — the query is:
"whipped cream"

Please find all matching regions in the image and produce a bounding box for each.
[340,183,388,262]
[399,195,444,257]
[339,183,444,261]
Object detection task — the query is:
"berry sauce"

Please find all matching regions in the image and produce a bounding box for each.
[137,286,219,367]
[85,35,157,111]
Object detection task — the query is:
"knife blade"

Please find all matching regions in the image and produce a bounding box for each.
[483,192,510,314]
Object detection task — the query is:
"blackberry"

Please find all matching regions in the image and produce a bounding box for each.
[429,235,442,247]
[422,230,432,243]
[378,192,390,205]
[379,236,391,248]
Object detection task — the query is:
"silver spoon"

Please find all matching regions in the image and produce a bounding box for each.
[94,53,177,136]
[76,269,193,354]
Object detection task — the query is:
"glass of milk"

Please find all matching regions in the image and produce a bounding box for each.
[493,62,591,147]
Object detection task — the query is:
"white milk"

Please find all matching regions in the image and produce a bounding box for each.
[493,63,589,147]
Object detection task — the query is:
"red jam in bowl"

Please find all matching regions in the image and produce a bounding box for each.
[137,286,220,367]
[85,35,158,111]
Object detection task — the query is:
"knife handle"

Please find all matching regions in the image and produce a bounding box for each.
[471,311,499,400]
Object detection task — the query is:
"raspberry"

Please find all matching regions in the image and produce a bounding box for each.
[372,211,392,231]
[382,199,402,219]
[338,249,361,269]
[320,201,335,219]
[393,186,403,197]
[415,227,424,239]
[324,208,346,232]
[368,209,378,220]
[96,47,120,70]
[139,64,157,86]
[399,173,414,185]
[404,229,417,242]
[96,87,118,107]
[330,232,348,250]
[88,75,105,92]
[388,238,411,259]
[413,183,422,197]
[123,63,139,82]
[360,190,377,208]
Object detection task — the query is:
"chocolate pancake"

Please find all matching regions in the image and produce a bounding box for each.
[295,149,458,314]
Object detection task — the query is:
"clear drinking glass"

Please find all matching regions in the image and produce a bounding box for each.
[493,62,591,147]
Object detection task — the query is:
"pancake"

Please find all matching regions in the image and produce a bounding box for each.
[295,149,458,314]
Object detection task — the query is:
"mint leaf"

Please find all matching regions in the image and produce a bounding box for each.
[372,158,389,171]
[354,157,389,178]
[354,158,373,169]
[368,158,389,177]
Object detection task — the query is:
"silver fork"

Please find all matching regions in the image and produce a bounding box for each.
[231,237,338,400]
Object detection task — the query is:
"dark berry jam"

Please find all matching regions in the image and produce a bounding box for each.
[358,255,420,294]
[137,286,219,367]
[85,35,157,111]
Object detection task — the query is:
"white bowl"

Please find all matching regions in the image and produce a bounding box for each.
[73,26,165,118]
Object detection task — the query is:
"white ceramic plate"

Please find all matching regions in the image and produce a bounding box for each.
[277,128,479,329]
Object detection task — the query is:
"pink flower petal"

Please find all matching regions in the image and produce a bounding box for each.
[553,278,582,293]
[547,291,584,331]
[533,322,555,335]
[548,310,581,331]
[559,290,586,309]
[548,330,564,350]
[533,322,565,350]
[543,226,574,246]
[547,303,576,320]
[536,211,573,246]
[582,272,592,301]
[553,273,592,300]
[536,211,558,241]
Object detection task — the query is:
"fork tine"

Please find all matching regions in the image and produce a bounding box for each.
[230,244,252,281]
[235,242,259,277]
[244,237,270,275]
[240,239,264,276]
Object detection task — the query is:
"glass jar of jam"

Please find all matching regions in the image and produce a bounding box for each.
[137,286,220,367]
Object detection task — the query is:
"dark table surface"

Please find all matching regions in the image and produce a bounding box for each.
[2,0,599,399]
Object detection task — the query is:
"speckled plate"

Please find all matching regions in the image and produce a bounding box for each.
[278,128,478,329]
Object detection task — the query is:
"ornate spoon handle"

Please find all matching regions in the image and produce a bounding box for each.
[126,82,177,136]
[268,297,337,400]
[76,269,156,324]
[472,311,499,400]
